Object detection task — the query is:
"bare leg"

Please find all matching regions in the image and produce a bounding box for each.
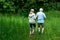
[38,27,40,32]
[42,27,44,34]
[30,28,32,35]
[32,29,34,34]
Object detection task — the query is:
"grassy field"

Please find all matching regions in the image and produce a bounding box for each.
[0,10,60,40]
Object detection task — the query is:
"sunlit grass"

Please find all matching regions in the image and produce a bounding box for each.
[0,10,60,40]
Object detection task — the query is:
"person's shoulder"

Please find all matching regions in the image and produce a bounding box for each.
[42,12,45,14]
[42,12,46,16]
[32,13,35,15]
[33,13,35,14]
[37,12,40,14]
[29,14,32,16]
[29,14,30,15]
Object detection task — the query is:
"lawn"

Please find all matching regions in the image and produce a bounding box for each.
[0,10,60,40]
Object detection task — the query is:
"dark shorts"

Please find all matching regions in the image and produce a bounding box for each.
[30,23,36,28]
[38,23,44,27]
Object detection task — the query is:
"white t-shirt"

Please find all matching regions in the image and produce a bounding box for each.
[28,13,36,23]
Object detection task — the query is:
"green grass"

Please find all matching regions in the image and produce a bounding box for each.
[0,10,60,40]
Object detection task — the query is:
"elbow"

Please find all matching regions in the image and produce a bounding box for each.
[44,18,46,20]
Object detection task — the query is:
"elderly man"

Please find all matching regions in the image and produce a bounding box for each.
[36,8,46,34]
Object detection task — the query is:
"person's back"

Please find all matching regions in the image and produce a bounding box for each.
[36,8,46,34]
[36,12,46,23]
[28,9,36,35]
[28,13,35,23]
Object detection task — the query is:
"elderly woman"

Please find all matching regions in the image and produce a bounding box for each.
[28,9,36,35]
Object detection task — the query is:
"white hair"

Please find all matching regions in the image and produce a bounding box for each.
[30,9,34,12]
[39,8,43,12]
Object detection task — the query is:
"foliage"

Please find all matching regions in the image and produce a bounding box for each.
[0,0,60,15]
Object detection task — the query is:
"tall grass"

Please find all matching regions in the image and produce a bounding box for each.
[0,15,29,40]
[0,10,60,40]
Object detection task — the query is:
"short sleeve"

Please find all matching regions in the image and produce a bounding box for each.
[43,13,46,18]
[33,13,36,19]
